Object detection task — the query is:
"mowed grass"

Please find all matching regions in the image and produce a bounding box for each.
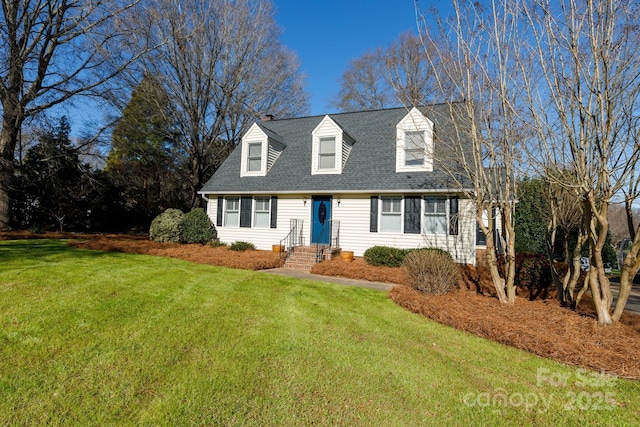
[0,240,638,426]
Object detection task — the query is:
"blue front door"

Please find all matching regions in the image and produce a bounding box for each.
[311,196,332,244]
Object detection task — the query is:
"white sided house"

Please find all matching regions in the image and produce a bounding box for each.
[199,105,482,268]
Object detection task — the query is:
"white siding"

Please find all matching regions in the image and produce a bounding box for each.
[332,194,475,264]
[267,140,283,171]
[206,195,312,250]
[206,193,476,264]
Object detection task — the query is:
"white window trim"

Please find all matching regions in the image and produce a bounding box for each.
[422,196,448,235]
[374,196,451,235]
[396,107,434,173]
[311,115,343,175]
[224,196,240,227]
[379,195,403,233]
[240,124,268,177]
[253,196,271,228]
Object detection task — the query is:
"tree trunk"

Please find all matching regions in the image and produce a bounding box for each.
[503,206,517,304]
[0,111,22,230]
[478,212,508,303]
[613,236,640,321]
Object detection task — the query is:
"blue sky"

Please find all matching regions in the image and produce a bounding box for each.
[274,0,436,115]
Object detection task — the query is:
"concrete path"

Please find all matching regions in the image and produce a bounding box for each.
[261,268,395,292]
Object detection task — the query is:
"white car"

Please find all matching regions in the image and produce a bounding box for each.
[604,263,612,274]
[580,257,590,271]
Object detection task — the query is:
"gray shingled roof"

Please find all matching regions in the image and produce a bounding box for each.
[200,104,472,194]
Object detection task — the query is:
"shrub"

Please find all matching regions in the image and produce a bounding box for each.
[364,246,407,267]
[209,240,227,248]
[229,241,256,251]
[179,208,217,244]
[403,249,460,295]
[149,208,184,242]
[514,253,553,300]
[407,247,453,260]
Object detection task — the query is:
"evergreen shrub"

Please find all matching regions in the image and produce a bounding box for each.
[149,208,184,242]
[179,208,217,244]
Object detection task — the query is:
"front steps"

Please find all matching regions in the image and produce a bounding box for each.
[283,245,340,270]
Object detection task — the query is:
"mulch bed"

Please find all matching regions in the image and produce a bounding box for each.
[66,238,283,271]
[3,231,639,379]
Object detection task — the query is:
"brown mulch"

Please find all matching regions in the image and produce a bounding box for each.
[3,231,639,379]
[311,258,410,284]
[66,238,283,270]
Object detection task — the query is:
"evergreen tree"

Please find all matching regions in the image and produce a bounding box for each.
[514,177,549,254]
[106,74,188,231]
[14,117,93,231]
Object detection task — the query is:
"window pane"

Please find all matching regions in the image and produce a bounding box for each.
[248,143,261,157]
[225,197,240,226]
[405,149,424,166]
[406,131,424,149]
[405,131,425,166]
[425,197,446,213]
[254,212,269,228]
[225,212,239,227]
[248,158,261,171]
[255,198,269,211]
[423,197,446,234]
[382,197,401,213]
[227,198,239,211]
[423,215,447,234]
[319,153,335,169]
[380,214,402,232]
[319,137,335,154]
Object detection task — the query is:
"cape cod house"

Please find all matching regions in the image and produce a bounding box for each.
[199,104,481,267]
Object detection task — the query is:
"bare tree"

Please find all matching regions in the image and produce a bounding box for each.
[0,0,145,229]
[543,169,585,306]
[132,0,308,208]
[418,0,526,303]
[521,0,640,324]
[332,32,440,112]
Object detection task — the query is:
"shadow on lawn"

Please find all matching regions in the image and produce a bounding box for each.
[0,239,112,264]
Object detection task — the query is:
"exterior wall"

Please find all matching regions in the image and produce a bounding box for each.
[332,194,475,264]
[206,194,312,249]
[206,193,477,265]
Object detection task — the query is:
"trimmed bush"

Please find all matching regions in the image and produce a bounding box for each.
[149,208,184,242]
[403,249,460,295]
[364,246,407,267]
[179,208,217,244]
[229,241,256,251]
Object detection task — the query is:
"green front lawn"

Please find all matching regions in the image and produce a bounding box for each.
[0,240,638,425]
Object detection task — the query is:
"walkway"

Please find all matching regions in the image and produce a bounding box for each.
[261,268,395,292]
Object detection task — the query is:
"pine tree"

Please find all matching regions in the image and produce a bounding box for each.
[106,74,187,230]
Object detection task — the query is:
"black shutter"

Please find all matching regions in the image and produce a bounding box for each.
[404,196,420,234]
[270,196,278,229]
[449,196,459,235]
[216,196,223,227]
[240,196,252,228]
[370,196,378,232]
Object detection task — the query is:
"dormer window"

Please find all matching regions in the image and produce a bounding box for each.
[318,137,336,169]
[246,142,262,172]
[396,107,434,172]
[240,123,284,177]
[311,115,354,175]
[404,131,426,167]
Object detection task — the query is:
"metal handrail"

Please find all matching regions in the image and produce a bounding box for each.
[315,219,340,263]
[280,219,303,259]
